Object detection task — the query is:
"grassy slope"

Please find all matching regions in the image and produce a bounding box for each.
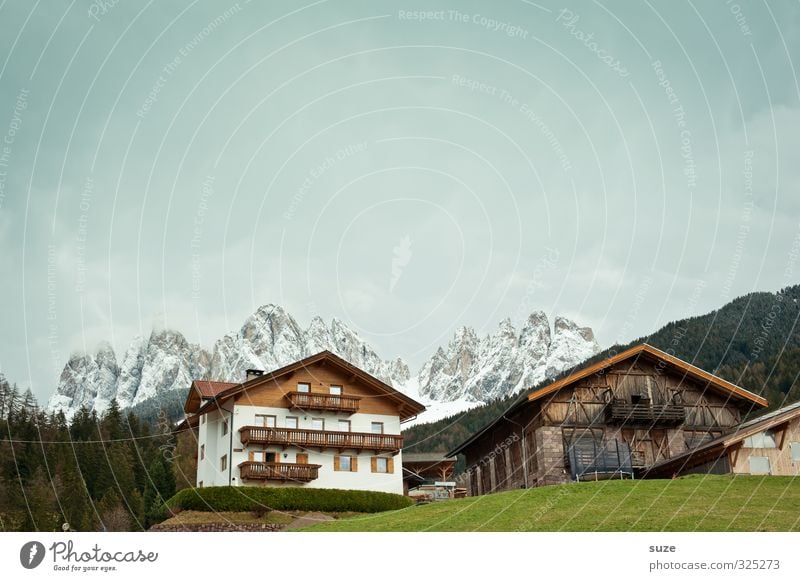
[302,475,800,532]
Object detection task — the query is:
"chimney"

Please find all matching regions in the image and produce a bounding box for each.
[245,369,264,382]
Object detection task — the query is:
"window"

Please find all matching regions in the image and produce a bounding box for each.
[198,481,203,488]
[371,422,384,434]
[220,455,228,471]
[743,430,777,449]
[329,385,342,395]
[338,420,351,432]
[285,416,299,429]
[297,382,311,393]
[334,455,357,472]
[749,456,771,475]
[250,451,275,463]
[792,442,800,462]
[311,417,325,430]
[256,414,276,428]
[371,456,393,474]
[200,444,205,460]
[222,420,229,436]
[296,453,309,464]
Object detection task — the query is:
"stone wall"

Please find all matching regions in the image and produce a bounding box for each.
[149,522,282,532]
[534,426,569,486]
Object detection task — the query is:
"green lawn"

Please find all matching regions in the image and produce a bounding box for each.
[301,475,800,532]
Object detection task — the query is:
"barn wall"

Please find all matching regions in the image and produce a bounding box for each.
[730,416,800,476]
[537,356,746,475]
[461,405,538,495]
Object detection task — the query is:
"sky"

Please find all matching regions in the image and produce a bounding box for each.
[0,0,798,403]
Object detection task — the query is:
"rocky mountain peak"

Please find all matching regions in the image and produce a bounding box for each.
[46,305,600,425]
[418,312,600,403]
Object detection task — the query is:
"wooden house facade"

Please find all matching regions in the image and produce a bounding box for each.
[645,401,800,477]
[449,344,768,495]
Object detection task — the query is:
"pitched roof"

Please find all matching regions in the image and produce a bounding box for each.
[646,400,800,476]
[188,350,426,421]
[402,453,456,464]
[527,343,768,408]
[184,380,239,413]
[193,380,238,398]
[447,397,529,457]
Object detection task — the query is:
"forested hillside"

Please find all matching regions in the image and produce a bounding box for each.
[404,284,800,454]
[0,379,196,531]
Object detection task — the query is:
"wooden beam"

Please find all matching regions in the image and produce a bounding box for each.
[729,442,742,468]
[775,422,789,450]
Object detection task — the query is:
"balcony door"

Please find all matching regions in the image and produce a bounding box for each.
[250,451,277,463]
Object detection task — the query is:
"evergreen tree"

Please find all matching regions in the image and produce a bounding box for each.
[143,454,175,528]
[57,455,96,532]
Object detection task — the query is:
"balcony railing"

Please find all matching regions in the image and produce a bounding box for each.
[239,426,403,453]
[605,402,685,426]
[285,391,360,413]
[566,438,634,481]
[238,461,321,482]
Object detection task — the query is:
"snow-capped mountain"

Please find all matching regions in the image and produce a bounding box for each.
[418,312,598,403]
[46,305,599,424]
[47,329,211,418]
[208,306,410,388]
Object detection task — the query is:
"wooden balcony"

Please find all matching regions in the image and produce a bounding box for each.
[239,426,403,453]
[238,461,321,482]
[285,391,360,413]
[605,402,685,426]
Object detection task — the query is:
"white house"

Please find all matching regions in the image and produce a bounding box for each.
[179,351,426,495]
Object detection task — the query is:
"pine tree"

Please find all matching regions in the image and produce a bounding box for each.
[19,468,59,532]
[97,490,131,532]
[57,456,96,532]
[143,454,175,528]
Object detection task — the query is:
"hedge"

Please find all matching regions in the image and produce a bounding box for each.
[165,486,414,514]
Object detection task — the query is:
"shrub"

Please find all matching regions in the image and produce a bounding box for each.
[165,486,414,514]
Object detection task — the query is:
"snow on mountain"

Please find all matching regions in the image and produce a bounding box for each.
[417,311,600,404]
[46,305,600,425]
[47,330,211,420]
[208,306,410,387]
[401,377,482,428]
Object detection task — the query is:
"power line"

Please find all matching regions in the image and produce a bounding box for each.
[0,432,179,444]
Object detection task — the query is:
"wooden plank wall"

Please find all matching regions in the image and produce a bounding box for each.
[731,417,800,476]
[234,362,399,416]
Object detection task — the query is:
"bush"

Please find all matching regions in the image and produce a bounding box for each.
[165,486,414,514]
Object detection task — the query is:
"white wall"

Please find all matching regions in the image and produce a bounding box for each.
[196,408,232,488]
[196,403,404,494]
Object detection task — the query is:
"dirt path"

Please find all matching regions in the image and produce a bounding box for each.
[282,512,335,531]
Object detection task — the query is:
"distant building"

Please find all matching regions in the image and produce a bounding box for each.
[645,401,800,477]
[402,453,458,499]
[448,344,768,495]
[179,351,425,494]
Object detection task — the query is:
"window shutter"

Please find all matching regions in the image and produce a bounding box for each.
[274,453,280,464]
[371,457,377,473]
[387,457,394,474]
[351,457,358,472]
[297,453,308,465]
[248,451,254,462]
[334,456,341,471]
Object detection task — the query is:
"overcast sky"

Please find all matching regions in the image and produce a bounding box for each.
[1,0,798,402]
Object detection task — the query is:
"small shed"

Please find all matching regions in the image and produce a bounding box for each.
[402,453,457,498]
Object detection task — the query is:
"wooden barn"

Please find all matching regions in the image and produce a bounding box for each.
[645,401,800,477]
[448,344,768,495]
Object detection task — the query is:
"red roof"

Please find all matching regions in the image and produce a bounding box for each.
[192,380,238,398]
